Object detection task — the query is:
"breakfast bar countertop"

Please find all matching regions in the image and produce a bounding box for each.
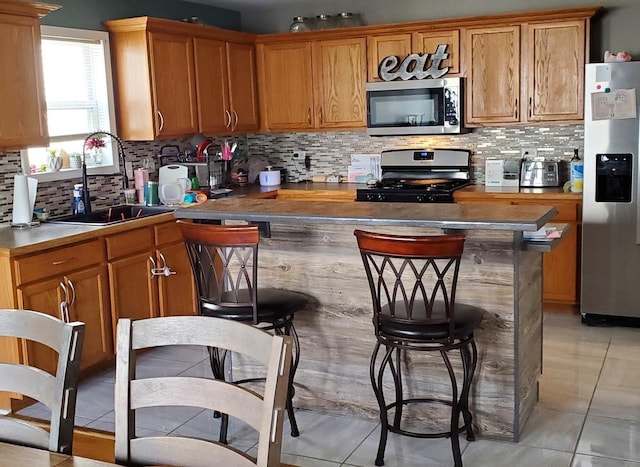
[174,197,557,231]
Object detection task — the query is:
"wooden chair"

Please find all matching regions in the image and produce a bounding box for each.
[0,309,85,454]
[114,316,293,467]
[354,230,484,467]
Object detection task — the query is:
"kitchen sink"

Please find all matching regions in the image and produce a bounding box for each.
[47,205,175,226]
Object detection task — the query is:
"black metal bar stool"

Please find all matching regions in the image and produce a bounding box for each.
[178,220,308,443]
[354,229,484,467]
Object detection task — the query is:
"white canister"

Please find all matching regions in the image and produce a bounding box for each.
[259,166,281,186]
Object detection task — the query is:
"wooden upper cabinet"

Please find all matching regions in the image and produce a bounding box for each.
[194,38,230,134]
[258,41,315,130]
[413,30,460,75]
[106,17,258,139]
[313,38,366,128]
[194,39,259,134]
[0,1,58,150]
[226,42,260,133]
[367,33,411,81]
[367,30,459,81]
[463,25,521,125]
[148,32,199,138]
[525,20,586,122]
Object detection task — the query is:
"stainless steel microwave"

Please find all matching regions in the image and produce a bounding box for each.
[366,77,465,136]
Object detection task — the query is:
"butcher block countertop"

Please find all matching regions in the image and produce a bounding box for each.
[454,185,583,201]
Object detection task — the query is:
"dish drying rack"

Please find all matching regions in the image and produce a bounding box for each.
[155,144,225,191]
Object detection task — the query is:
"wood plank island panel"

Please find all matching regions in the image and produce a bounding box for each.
[174,199,552,441]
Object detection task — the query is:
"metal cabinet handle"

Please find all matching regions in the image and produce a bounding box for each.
[319,107,323,125]
[232,110,239,131]
[157,110,165,134]
[59,281,70,323]
[150,252,176,277]
[528,97,533,118]
[514,98,519,120]
[307,107,312,125]
[66,278,76,306]
[225,110,232,128]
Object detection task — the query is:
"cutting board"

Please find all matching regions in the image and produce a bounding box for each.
[158,164,189,186]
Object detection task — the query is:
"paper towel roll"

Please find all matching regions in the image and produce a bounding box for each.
[12,175,37,225]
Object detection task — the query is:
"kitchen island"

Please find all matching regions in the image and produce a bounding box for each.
[175,198,558,441]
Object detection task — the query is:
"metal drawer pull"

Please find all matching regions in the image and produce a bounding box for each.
[52,259,71,266]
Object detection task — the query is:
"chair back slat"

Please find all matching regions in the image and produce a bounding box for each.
[0,364,56,408]
[0,309,85,454]
[130,436,257,467]
[355,230,465,344]
[115,316,292,467]
[130,377,264,430]
[0,417,50,450]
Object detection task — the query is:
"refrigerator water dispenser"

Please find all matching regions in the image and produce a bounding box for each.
[595,153,632,203]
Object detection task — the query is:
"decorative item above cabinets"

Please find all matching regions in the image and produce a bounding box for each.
[104,17,259,141]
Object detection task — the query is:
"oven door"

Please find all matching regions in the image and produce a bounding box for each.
[366,78,464,136]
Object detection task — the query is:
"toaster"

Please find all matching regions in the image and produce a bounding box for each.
[520,160,561,187]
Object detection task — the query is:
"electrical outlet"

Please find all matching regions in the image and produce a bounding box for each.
[520,147,538,159]
[304,155,311,170]
[292,151,307,159]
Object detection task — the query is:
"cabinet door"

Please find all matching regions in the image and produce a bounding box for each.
[258,42,314,130]
[66,266,113,370]
[16,279,64,375]
[313,38,367,128]
[366,33,412,81]
[413,29,460,75]
[542,224,579,303]
[156,242,197,317]
[0,12,48,150]
[525,20,585,122]
[194,37,230,134]
[108,252,158,324]
[227,42,260,133]
[148,32,198,137]
[464,26,521,124]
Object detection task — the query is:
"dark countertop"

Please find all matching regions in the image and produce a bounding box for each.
[174,197,557,231]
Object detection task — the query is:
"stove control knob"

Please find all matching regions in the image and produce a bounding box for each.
[416,194,425,202]
[376,193,385,201]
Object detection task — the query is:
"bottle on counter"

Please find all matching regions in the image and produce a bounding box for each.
[72,183,85,215]
[570,148,583,193]
[289,16,312,32]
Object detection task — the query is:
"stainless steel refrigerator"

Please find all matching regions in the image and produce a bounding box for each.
[582,61,640,320]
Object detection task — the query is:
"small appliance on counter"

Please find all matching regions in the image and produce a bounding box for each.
[485,159,521,187]
[520,159,561,187]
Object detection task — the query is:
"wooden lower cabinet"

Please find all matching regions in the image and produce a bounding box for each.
[454,191,581,304]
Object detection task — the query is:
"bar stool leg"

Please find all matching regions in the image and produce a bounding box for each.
[460,338,478,441]
[391,348,404,429]
[442,350,463,467]
[207,347,229,444]
[281,321,300,437]
[371,342,394,466]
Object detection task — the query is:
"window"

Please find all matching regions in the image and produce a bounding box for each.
[21,26,118,181]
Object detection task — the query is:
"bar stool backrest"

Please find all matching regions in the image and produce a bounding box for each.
[178,221,260,324]
[0,309,85,454]
[354,230,466,346]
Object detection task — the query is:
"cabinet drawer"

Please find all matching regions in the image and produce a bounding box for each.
[14,239,105,286]
[154,221,182,245]
[106,227,153,260]
[514,201,579,222]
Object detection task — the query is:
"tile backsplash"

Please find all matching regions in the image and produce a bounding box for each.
[0,124,582,222]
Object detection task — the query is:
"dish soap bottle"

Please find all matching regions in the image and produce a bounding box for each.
[72,183,85,215]
[570,148,583,193]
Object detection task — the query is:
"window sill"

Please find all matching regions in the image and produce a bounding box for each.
[23,165,120,182]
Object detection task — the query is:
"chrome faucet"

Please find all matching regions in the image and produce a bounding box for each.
[81,131,128,215]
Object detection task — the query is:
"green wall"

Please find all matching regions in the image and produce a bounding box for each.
[41,0,240,31]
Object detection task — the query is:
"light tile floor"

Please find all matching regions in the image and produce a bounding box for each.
[19,310,640,466]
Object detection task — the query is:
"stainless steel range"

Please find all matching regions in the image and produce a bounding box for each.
[356,148,471,203]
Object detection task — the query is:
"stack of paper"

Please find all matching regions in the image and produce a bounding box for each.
[523,226,562,241]
[347,154,381,183]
